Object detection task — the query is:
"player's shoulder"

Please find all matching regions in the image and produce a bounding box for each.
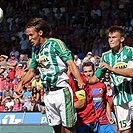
[49,37,62,43]
[102,49,112,56]
[95,81,106,87]
[123,45,133,51]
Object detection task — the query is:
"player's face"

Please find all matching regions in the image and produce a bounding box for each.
[108,32,124,50]
[26,27,41,46]
[83,66,94,81]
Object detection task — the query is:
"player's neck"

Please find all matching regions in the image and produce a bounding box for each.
[113,44,123,53]
[40,38,48,47]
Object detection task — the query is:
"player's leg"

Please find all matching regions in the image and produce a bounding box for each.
[114,103,131,133]
[63,126,76,133]
[53,124,63,133]
[60,87,76,133]
[44,91,64,133]
[99,124,116,133]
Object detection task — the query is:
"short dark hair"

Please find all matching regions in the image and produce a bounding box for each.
[82,61,95,71]
[108,26,124,37]
[25,18,51,38]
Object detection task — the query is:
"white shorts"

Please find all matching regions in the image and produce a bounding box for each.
[44,87,76,127]
[114,100,133,131]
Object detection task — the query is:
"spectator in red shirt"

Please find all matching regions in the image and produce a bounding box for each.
[15,63,25,78]
[4,76,13,90]
[8,66,15,81]
[0,101,5,112]
[0,74,5,101]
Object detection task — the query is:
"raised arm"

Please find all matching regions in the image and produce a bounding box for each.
[66,59,85,89]
[14,68,36,94]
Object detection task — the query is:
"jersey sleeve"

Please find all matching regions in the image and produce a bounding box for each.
[94,55,106,78]
[54,39,72,61]
[29,48,38,69]
[127,47,133,68]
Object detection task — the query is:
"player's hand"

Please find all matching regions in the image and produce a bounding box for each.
[108,117,115,124]
[100,62,113,71]
[78,80,85,89]
[14,82,23,95]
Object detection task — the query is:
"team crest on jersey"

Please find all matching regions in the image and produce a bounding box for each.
[37,55,49,67]
[98,88,103,94]
[113,62,127,69]
[123,55,127,59]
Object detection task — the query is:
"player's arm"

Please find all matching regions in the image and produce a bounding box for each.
[101,61,133,77]
[110,68,133,77]
[15,68,36,94]
[66,59,85,89]
[74,99,86,109]
[20,68,35,84]
[54,40,85,89]
[106,101,115,124]
[74,90,86,109]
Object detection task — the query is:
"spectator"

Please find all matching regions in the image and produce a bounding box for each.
[4,76,13,90]
[7,53,18,68]
[92,41,103,57]
[99,25,108,39]
[12,75,22,90]
[15,63,25,78]
[23,82,32,102]
[2,96,14,111]
[4,106,9,112]
[122,21,132,37]
[31,86,40,102]
[90,5,101,19]
[0,101,5,111]
[73,54,82,69]
[8,66,15,81]
[5,2,14,16]
[0,55,8,68]
[12,98,23,112]
[110,13,122,26]
[10,45,20,59]
[85,52,96,64]
[101,70,113,87]
[30,100,41,112]
[0,74,5,89]
[0,66,8,78]
[31,75,43,92]
[40,88,44,104]
[19,33,30,55]
[23,95,32,111]
[2,85,13,100]
[106,84,113,97]
[101,5,110,28]
[18,54,28,68]
[99,0,111,10]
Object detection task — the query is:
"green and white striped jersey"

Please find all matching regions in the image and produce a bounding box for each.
[95,46,133,105]
[30,38,72,88]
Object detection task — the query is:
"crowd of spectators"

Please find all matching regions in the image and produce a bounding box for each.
[0,0,133,112]
[0,54,45,112]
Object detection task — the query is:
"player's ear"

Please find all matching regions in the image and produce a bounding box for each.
[121,36,125,43]
[39,30,43,37]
